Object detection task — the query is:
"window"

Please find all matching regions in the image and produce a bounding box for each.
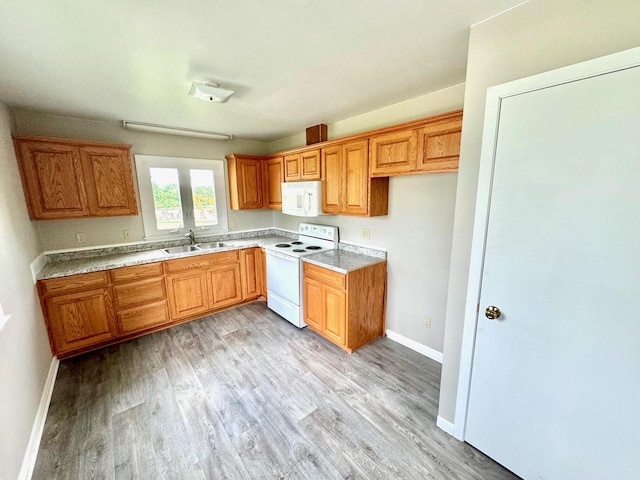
[135,155,228,239]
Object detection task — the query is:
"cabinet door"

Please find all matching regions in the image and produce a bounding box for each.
[343,140,369,215]
[321,145,342,213]
[264,157,284,209]
[323,284,346,346]
[116,300,170,335]
[240,248,261,300]
[45,288,116,354]
[416,115,462,173]
[369,129,418,176]
[303,277,324,331]
[207,264,243,309]
[80,145,138,216]
[258,248,267,297]
[284,153,301,181]
[15,140,89,220]
[300,149,321,180]
[166,270,210,320]
[227,155,263,209]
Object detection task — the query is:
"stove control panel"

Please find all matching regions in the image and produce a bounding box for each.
[298,223,338,242]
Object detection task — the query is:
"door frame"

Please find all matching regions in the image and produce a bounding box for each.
[453,45,640,440]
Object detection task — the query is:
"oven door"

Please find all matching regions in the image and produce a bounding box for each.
[266,250,300,304]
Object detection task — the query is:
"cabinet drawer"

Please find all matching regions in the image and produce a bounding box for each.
[113,277,166,310]
[40,271,109,297]
[111,262,163,284]
[164,251,239,273]
[304,263,346,290]
[116,300,170,334]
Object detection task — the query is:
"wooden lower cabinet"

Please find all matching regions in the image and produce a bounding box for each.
[303,261,386,352]
[44,287,117,355]
[166,270,210,320]
[207,263,243,309]
[240,248,262,300]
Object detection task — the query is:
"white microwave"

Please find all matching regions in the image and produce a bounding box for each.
[281,181,326,217]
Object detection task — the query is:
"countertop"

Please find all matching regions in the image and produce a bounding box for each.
[302,249,386,274]
[37,235,292,280]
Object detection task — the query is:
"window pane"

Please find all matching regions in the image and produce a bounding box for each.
[190,169,218,227]
[150,167,183,230]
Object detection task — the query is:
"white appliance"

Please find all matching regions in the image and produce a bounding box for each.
[265,223,339,328]
[281,181,325,217]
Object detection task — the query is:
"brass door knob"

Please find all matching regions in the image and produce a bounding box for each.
[485,306,501,320]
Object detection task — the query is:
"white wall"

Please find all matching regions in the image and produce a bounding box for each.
[13,111,274,250]
[439,0,640,423]
[272,83,464,354]
[0,102,53,480]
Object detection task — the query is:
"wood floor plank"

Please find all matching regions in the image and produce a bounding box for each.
[32,301,519,480]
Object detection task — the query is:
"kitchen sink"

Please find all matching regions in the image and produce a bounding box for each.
[161,245,201,254]
[195,242,226,250]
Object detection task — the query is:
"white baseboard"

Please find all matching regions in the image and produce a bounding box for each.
[18,356,59,480]
[436,415,455,436]
[385,329,443,363]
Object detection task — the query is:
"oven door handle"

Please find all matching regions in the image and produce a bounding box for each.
[266,250,299,262]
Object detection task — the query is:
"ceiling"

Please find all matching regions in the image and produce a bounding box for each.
[0,0,525,141]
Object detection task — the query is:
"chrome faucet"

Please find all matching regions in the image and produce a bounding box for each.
[185,229,196,245]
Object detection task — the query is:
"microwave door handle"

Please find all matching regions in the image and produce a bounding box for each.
[304,191,311,213]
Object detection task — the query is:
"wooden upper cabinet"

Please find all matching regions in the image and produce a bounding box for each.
[321,145,343,214]
[263,156,284,209]
[416,113,463,173]
[284,153,301,181]
[226,154,263,210]
[369,129,418,177]
[300,149,321,180]
[80,145,137,216]
[13,136,137,220]
[14,139,89,219]
[343,140,368,215]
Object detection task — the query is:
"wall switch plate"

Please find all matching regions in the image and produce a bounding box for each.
[76,232,86,244]
[362,229,370,240]
[123,229,130,240]
[230,220,237,229]
[423,316,432,328]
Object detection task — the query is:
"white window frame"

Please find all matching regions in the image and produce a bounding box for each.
[135,154,229,240]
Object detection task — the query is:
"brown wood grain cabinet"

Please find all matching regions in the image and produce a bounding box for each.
[14,136,137,220]
[166,270,211,320]
[321,140,388,216]
[240,248,262,300]
[369,111,463,177]
[302,261,387,352]
[284,149,321,182]
[263,156,284,209]
[226,154,264,210]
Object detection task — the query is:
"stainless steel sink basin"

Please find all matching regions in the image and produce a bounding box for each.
[162,245,201,254]
[195,242,226,250]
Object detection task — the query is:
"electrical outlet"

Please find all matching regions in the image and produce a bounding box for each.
[361,229,370,240]
[423,316,432,328]
[123,229,130,240]
[75,232,86,244]
[230,220,237,229]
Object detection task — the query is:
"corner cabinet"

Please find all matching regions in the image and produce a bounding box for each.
[14,136,137,220]
[263,156,284,210]
[226,154,264,210]
[303,261,387,353]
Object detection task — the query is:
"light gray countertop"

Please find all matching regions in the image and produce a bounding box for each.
[302,249,386,274]
[37,235,292,280]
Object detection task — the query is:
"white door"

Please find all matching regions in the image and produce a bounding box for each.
[465,65,640,479]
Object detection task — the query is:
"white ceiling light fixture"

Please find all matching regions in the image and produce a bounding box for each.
[188,81,235,103]
[122,121,233,140]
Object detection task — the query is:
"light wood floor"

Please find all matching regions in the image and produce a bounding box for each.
[33,301,519,480]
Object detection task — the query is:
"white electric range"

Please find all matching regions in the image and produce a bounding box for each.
[265,223,339,327]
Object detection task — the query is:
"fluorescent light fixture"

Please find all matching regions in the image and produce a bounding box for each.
[188,82,235,103]
[122,121,233,141]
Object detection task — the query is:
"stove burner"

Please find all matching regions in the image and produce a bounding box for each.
[305,246,322,250]
[291,241,303,245]
[275,243,291,248]
[292,249,306,253]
